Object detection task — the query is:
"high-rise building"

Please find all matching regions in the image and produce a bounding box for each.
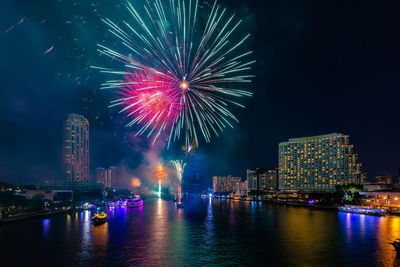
[212,176,241,193]
[247,168,279,193]
[63,113,89,182]
[96,166,118,188]
[108,166,117,188]
[279,133,365,192]
[96,167,107,185]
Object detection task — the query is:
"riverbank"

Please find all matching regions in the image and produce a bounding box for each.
[0,208,72,224]
[221,197,339,210]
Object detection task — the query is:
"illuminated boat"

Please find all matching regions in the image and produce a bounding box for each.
[338,205,387,216]
[79,202,94,210]
[126,198,143,208]
[92,212,108,225]
[392,239,400,253]
[176,202,184,208]
[107,201,116,207]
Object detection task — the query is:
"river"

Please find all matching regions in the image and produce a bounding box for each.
[1,198,400,266]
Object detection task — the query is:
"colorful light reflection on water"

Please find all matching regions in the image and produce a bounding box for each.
[1,200,400,266]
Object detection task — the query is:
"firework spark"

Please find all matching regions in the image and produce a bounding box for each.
[110,70,182,141]
[170,160,186,203]
[182,139,197,157]
[96,0,254,146]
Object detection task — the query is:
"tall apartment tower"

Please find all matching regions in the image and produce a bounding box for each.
[63,113,89,182]
[279,133,365,192]
[108,166,117,188]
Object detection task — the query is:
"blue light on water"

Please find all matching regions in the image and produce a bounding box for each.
[42,219,50,238]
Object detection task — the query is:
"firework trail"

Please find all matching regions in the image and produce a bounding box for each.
[95,0,254,146]
[170,160,186,203]
[43,46,54,55]
[155,163,166,197]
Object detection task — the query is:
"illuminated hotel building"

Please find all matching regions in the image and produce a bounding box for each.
[63,113,89,182]
[279,133,365,192]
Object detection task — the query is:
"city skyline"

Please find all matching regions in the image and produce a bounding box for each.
[1,0,400,186]
[1,109,398,187]
[2,1,400,266]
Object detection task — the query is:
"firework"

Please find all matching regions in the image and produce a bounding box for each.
[170,160,186,203]
[96,0,254,146]
[155,163,167,197]
[110,70,182,141]
[182,139,197,157]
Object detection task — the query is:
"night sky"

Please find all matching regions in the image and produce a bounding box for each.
[1,0,399,186]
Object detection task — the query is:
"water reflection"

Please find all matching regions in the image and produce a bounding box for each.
[3,200,400,266]
[42,219,50,239]
[92,220,108,263]
[339,211,399,265]
[79,210,92,262]
[203,198,214,250]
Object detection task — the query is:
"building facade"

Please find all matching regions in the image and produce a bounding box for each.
[375,175,394,185]
[24,190,73,202]
[279,133,365,192]
[63,113,89,182]
[361,192,400,208]
[108,166,117,188]
[96,166,118,188]
[247,168,278,193]
[96,167,107,185]
[212,176,241,193]
[235,180,248,196]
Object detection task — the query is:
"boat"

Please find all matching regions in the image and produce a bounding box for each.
[126,197,143,208]
[92,212,108,225]
[338,205,387,216]
[176,202,184,208]
[78,202,94,210]
[392,239,400,253]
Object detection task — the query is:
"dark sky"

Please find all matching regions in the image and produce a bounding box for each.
[0,0,399,185]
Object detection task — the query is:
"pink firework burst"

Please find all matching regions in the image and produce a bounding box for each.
[111,70,183,141]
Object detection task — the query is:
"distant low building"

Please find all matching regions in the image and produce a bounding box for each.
[364,183,392,192]
[247,168,278,193]
[39,180,104,193]
[23,190,73,202]
[360,192,400,208]
[375,175,394,185]
[235,180,247,196]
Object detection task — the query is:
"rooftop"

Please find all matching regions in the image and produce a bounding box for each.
[287,133,345,142]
